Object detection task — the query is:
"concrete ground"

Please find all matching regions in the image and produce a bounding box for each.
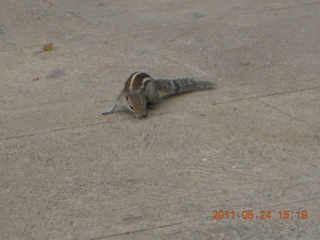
[1,0,319,239]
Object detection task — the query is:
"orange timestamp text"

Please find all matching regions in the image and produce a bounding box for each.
[212,210,308,220]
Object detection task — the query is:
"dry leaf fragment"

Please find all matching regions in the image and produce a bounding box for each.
[239,62,250,67]
[43,43,54,52]
[96,2,104,7]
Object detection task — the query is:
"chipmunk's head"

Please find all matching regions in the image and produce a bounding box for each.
[125,92,148,118]
[123,72,152,118]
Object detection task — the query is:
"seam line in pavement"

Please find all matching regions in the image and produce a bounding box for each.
[88,221,185,240]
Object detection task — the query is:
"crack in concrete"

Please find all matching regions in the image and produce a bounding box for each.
[257,97,319,129]
[88,221,185,240]
[220,1,320,18]
[1,121,112,141]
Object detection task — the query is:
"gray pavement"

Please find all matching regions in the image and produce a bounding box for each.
[1,0,320,239]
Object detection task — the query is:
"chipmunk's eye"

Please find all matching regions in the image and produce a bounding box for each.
[126,95,128,100]
[130,106,134,110]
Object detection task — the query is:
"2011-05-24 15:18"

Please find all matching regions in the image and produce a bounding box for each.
[212,210,308,220]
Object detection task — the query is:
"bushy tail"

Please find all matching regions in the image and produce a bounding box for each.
[156,78,216,94]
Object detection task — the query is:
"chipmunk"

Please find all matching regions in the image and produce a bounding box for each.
[102,72,216,118]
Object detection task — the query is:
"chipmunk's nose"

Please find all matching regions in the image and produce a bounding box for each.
[142,113,148,118]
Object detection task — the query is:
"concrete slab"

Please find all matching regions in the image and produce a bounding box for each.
[0,0,319,239]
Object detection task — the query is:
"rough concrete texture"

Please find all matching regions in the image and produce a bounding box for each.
[1,0,320,239]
